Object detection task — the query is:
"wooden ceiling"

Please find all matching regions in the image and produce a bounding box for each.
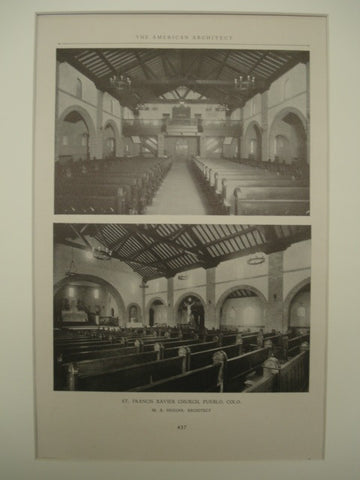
[57,48,309,110]
[54,224,311,282]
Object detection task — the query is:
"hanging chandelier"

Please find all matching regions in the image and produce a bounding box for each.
[65,249,77,277]
[109,72,132,91]
[217,104,230,112]
[247,253,265,265]
[92,246,112,261]
[234,74,256,91]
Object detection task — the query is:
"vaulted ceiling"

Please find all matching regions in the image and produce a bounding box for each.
[54,223,311,282]
[57,48,309,111]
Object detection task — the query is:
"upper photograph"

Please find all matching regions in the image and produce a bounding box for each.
[54,48,310,216]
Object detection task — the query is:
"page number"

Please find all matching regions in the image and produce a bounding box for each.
[177,425,187,430]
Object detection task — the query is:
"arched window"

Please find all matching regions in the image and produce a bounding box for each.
[283,78,290,100]
[76,78,83,99]
[251,99,256,115]
[250,138,257,154]
[81,133,89,147]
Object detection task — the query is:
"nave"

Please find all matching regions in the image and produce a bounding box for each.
[54,223,311,393]
[144,156,210,215]
[54,48,310,216]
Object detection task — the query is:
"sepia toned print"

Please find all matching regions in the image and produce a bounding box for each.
[55,48,310,216]
[54,223,310,393]
[34,12,327,460]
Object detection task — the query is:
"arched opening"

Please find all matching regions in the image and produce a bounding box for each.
[288,282,311,334]
[148,299,166,327]
[176,294,205,329]
[282,78,291,101]
[216,286,266,332]
[274,134,291,162]
[175,138,189,158]
[75,78,83,99]
[57,109,94,162]
[56,106,97,163]
[244,122,262,161]
[269,108,307,164]
[126,303,142,327]
[103,123,116,158]
[53,275,125,328]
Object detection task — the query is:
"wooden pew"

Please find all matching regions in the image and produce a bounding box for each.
[131,363,223,392]
[69,355,187,392]
[133,347,270,393]
[219,347,271,392]
[192,156,309,215]
[287,333,310,358]
[55,176,141,214]
[163,340,219,359]
[278,350,309,392]
[57,350,160,390]
[187,343,243,371]
[233,185,309,215]
[55,157,172,214]
[243,349,310,392]
[135,337,197,352]
[54,336,187,359]
[213,172,295,196]
[57,345,141,364]
[242,374,276,393]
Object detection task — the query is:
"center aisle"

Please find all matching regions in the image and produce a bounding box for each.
[145,156,210,215]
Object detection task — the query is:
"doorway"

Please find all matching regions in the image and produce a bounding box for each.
[175,138,189,157]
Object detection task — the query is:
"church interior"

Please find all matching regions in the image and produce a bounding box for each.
[55,48,310,215]
[54,223,311,393]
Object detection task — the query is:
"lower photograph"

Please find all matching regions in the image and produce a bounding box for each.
[53,223,311,393]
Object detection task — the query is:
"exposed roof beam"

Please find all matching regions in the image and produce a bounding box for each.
[184,52,202,77]
[163,55,178,77]
[215,52,231,79]
[95,50,118,75]
[133,225,206,263]
[262,52,309,91]
[124,226,172,275]
[181,226,220,267]
[69,225,92,249]
[248,51,269,74]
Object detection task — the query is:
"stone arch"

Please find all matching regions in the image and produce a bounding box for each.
[268,107,308,164]
[127,302,142,323]
[56,105,97,161]
[146,297,167,326]
[283,277,311,329]
[215,284,267,321]
[244,121,262,161]
[54,274,126,325]
[174,292,206,327]
[282,77,291,101]
[146,296,166,317]
[76,78,83,99]
[103,119,121,158]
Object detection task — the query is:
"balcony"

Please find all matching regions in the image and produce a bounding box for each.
[122,118,242,137]
[122,119,164,136]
